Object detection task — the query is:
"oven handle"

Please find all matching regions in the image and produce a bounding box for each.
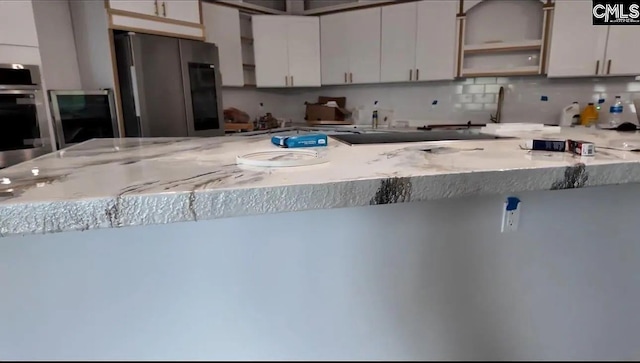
[0,89,38,95]
[0,84,39,91]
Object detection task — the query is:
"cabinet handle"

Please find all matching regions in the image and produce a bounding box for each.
[416,69,419,81]
[409,69,413,81]
[595,60,600,75]
[607,59,612,75]
[291,76,294,87]
[162,1,166,16]
[154,0,159,15]
[285,75,288,86]
[344,72,347,83]
[349,72,353,83]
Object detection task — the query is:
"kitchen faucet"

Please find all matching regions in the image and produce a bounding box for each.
[490,86,505,123]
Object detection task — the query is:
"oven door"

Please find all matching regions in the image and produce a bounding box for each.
[0,89,52,168]
[49,90,119,149]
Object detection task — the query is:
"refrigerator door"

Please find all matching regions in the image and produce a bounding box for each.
[116,33,189,137]
[179,39,224,137]
[114,33,141,137]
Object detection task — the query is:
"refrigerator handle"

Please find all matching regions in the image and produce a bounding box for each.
[129,66,142,117]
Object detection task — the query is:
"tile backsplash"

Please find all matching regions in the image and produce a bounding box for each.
[222,76,640,126]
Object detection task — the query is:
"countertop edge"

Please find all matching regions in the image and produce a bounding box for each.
[2,162,638,237]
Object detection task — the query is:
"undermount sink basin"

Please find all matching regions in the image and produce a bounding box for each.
[329,131,510,145]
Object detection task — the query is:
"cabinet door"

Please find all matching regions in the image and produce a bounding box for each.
[380,2,417,82]
[203,3,243,86]
[604,26,640,76]
[320,12,349,85]
[253,16,289,87]
[347,7,381,84]
[287,16,321,87]
[163,0,200,24]
[547,0,608,77]
[108,0,158,16]
[414,0,456,81]
[0,0,38,47]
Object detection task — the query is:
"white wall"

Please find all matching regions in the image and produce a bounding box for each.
[222,86,304,121]
[223,76,640,126]
[68,0,115,90]
[32,0,81,90]
[2,184,640,360]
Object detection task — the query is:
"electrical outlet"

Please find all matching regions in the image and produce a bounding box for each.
[501,197,521,233]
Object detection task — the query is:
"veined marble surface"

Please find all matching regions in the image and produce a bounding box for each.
[2,128,640,237]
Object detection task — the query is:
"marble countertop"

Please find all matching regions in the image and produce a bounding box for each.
[2,127,640,237]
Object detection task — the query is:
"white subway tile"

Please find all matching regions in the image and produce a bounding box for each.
[463,103,483,111]
[484,84,503,93]
[463,85,485,94]
[473,94,495,103]
[474,77,497,84]
[455,94,473,103]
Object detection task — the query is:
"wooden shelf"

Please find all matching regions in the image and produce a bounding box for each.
[241,36,254,44]
[242,63,255,69]
[464,39,542,55]
[461,66,540,77]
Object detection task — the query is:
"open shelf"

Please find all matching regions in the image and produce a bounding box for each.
[464,39,542,55]
[241,36,253,44]
[242,63,255,69]
[461,65,540,77]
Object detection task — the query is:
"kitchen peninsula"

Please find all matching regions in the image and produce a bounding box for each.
[2,128,640,360]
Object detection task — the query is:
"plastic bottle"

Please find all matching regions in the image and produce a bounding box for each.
[371,100,379,129]
[580,102,599,127]
[608,96,624,127]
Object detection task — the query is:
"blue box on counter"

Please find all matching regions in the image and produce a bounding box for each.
[271,134,328,148]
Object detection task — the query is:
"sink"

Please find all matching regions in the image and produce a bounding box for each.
[329,130,510,145]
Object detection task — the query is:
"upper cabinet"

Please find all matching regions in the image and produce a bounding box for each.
[109,0,200,22]
[108,0,157,16]
[380,1,457,83]
[107,0,203,39]
[458,0,549,77]
[548,0,640,77]
[0,0,39,47]
[253,15,320,87]
[320,7,381,85]
[202,3,244,86]
[604,26,640,76]
[162,0,200,23]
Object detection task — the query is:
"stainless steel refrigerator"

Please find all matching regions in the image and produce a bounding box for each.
[114,32,224,138]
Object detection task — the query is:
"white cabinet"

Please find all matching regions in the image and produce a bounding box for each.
[286,17,320,87]
[253,16,289,87]
[108,0,158,17]
[414,1,457,81]
[320,7,381,85]
[163,0,200,23]
[381,1,456,83]
[253,15,320,87]
[380,2,416,82]
[109,0,200,24]
[320,12,349,85]
[108,0,203,39]
[0,0,39,47]
[203,3,244,86]
[548,0,640,77]
[603,26,640,76]
[348,8,381,84]
[547,0,608,77]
